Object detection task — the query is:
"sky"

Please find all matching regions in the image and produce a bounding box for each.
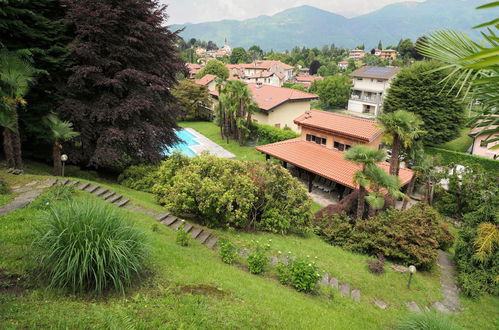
[161,0,426,24]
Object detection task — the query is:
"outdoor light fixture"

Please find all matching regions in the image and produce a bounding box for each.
[408,265,416,289]
[61,154,68,177]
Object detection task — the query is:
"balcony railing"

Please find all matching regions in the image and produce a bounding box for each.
[350,95,381,103]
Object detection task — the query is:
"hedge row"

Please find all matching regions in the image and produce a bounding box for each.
[251,123,300,144]
[425,147,498,173]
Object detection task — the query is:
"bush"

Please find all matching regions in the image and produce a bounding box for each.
[250,123,300,144]
[0,180,10,194]
[176,222,190,247]
[425,146,499,173]
[314,204,454,270]
[219,239,237,264]
[153,155,313,234]
[247,240,270,274]
[31,184,76,210]
[395,310,464,330]
[118,164,160,192]
[366,254,385,275]
[277,256,321,293]
[34,199,149,294]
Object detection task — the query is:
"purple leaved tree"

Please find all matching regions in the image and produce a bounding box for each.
[59,0,187,170]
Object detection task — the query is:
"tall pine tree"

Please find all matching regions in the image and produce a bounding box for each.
[59,0,186,170]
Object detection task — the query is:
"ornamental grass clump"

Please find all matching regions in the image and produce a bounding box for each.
[395,310,464,330]
[34,199,149,295]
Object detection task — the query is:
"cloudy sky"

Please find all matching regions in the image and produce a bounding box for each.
[161,0,426,24]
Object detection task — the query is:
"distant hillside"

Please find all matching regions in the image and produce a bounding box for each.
[171,0,494,51]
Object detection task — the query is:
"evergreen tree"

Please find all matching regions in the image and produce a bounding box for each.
[383,61,465,144]
[0,0,71,156]
[59,0,186,170]
[197,60,229,80]
[230,47,249,64]
[377,40,383,50]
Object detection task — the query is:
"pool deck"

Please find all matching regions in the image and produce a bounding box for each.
[184,128,235,159]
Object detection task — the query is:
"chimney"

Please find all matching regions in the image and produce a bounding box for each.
[256,82,263,89]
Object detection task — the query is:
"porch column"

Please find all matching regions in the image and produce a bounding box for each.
[282,161,287,169]
[308,172,315,193]
[266,154,270,161]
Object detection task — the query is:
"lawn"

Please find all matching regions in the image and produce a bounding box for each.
[178,121,265,162]
[435,127,473,153]
[1,166,497,329]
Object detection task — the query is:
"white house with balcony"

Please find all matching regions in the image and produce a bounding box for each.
[347,66,400,116]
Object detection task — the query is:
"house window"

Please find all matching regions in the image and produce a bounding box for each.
[274,123,281,128]
[306,134,326,146]
[377,79,383,83]
[345,145,352,150]
[334,141,345,151]
[357,77,363,81]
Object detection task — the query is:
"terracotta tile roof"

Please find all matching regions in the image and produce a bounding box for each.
[275,72,285,80]
[248,71,275,79]
[294,110,382,142]
[247,83,318,112]
[195,74,217,86]
[468,115,499,137]
[256,139,413,189]
[295,75,323,82]
[242,60,294,71]
[350,66,400,79]
[338,61,349,65]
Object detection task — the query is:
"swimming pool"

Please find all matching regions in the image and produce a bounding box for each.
[163,129,199,157]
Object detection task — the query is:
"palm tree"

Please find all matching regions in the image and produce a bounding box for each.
[0,105,16,168]
[377,110,425,176]
[44,114,79,176]
[412,155,442,206]
[0,51,36,171]
[214,77,225,139]
[344,145,388,220]
[219,81,255,144]
[363,164,405,217]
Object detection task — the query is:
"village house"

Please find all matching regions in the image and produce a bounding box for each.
[242,60,295,82]
[347,66,400,116]
[187,63,202,79]
[379,49,398,60]
[256,109,413,197]
[338,61,349,69]
[244,71,285,87]
[468,124,499,160]
[348,49,366,60]
[294,75,323,88]
[194,74,217,92]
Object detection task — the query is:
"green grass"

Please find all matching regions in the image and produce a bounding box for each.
[435,128,473,153]
[178,121,265,161]
[1,165,497,329]
[0,193,13,206]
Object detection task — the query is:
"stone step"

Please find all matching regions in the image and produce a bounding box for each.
[101,191,115,200]
[351,289,361,302]
[183,223,193,232]
[94,188,109,196]
[145,210,156,216]
[197,231,211,244]
[155,212,170,221]
[86,185,100,193]
[170,219,184,230]
[340,283,350,297]
[205,236,219,249]
[58,179,69,185]
[107,194,122,203]
[320,273,330,286]
[329,277,339,290]
[77,182,90,190]
[190,227,203,239]
[67,180,79,187]
[160,215,178,226]
[115,199,129,208]
[406,301,421,313]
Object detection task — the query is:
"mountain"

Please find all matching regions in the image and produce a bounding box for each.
[170,0,494,51]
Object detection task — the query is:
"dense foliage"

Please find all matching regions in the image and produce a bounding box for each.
[277,257,321,293]
[250,123,300,144]
[247,240,270,274]
[434,166,499,297]
[219,238,238,264]
[384,61,465,145]
[152,154,313,234]
[314,204,454,269]
[34,199,149,294]
[311,75,351,108]
[31,184,76,210]
[172,79,212,121]
[59,0,186,170]
[425,147,499,174]
[118,164,160,193]
[196,60,229,80]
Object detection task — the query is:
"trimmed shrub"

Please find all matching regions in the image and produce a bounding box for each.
[395,310,464,330]
[118,164,160,192]
[153,155,313,234]
[219,239,237,264]
[314,204,454,270]
[251,123,299,144]
[31,184,76,210]
[247,240,270,274]
[34,199,149,294]
[425,146,499,173]
[277,257,321,293]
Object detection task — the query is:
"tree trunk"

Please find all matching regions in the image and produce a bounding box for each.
[53,142,62,176]
[219,101,224,138]
[401,174,417,210]
[2,128,15,168]
[368,205,376,218]
[11,118,23,171]
[356,186,367,220]
[390,135,401,176]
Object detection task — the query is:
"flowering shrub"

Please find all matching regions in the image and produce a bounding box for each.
[277,255,321,293]
[218,238,238,264]
[152,155,313,234]
[247,240,270,274]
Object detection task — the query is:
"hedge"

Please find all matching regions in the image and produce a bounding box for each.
[425,147,498,173]
[251,123,299,144]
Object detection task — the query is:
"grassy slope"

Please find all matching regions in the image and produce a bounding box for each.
[436,128,473,153]
[1,166,497,329]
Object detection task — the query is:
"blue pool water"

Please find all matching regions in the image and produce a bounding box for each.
[163,129,199,157]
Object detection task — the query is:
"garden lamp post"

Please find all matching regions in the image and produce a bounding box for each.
[407,265,416,289]
[61,154,68,177]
